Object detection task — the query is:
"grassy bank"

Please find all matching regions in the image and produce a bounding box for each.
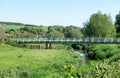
[0,44,82,78]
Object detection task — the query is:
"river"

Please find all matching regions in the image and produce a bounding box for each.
[75,51,87,65]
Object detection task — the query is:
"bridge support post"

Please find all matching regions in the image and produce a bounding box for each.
[46,43,52,49]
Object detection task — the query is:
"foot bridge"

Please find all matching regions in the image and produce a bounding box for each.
[9,38,120,48]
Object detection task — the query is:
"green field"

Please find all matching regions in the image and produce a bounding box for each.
[1,24,25,30]
[1,24,48,31]
[0,44,120,78]
[0,44,82,78]
[41,26,48,32]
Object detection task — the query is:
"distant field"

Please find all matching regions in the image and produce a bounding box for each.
[1,24,48,31]
[1,24,25,30]
[41,26,48,31]
[0,44,82,78]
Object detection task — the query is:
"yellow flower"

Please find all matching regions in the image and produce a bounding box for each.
[64,65,67,70]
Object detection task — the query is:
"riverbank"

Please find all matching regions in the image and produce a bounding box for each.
[0,44,82,78]
[0,44,120,77]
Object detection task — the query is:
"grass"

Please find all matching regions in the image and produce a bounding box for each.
[41,26,48,32]
[1,24,48,31]
[1,24,25,30]
[0,44,82,78]
[1,43,119,77]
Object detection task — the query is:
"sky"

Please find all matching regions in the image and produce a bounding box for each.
[0,0,120,27]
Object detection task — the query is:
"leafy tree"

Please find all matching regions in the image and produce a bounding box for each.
[67,29,83,38]
[115,11,120,36]
[115,12,120,32]
[48,25,64,33]
[84,12,116,37]
[9,30,35,38]
[20,26,43,34]
[63,25,81,37]
[48,31,64,38]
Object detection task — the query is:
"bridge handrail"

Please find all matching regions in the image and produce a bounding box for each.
[9,37,120,43]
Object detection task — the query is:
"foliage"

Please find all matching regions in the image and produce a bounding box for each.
[48,25,82,38]
[0,21,24,26]
[71,44,82,50]
[64,25,82,37]
[0,24,6,42]
[77,59,120,78]
[67,29,83,38]
[89,61,120,78]
[2,24,25,30]
[63,64,75,78]
[0,44,82,78]
[1,22,83,38]
[48,30,65,38]
[1,23,48,38]
[20,26,43,34]
[115,11,120,33]
[85,44,119,60]
[68,52,120,78]
[9,30,36,38]
[48,25,64,33]
[84,12,116,37]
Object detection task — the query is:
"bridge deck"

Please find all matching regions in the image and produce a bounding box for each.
[9,38,120,44]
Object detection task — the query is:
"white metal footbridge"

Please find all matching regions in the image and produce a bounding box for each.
[9,38,120,44]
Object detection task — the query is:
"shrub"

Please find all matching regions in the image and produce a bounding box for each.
[95,50,106,60]
[86,45,119,60]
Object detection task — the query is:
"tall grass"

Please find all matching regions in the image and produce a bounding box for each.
[0,44,82,78]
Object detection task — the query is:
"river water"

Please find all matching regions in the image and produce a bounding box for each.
[75,51,87,65]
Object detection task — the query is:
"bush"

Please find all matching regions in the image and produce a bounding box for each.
[95,50,106,60]
[86,45,119,60]
[76,45,82,50]
[6,41,20,47]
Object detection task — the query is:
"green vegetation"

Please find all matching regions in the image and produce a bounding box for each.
[2,24,25,30]
[85,44,119,60]
[0,11,120,77]
[77,59,120,78]
[115,11,120,37]
[48,30,65,38]
[41,26,48,32]
[47,25,83,38]
[67,29,83,38]
[0,44,82,78]
[67,44,120,78]
[84,12,116,37]
[0,43,119,78]
[0,25,6,42]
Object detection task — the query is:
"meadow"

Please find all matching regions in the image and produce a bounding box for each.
[0,22,120,78]
[1,24,48,32]
[0,44,120,78]
[0,44,82,78]
[1,24,25,30]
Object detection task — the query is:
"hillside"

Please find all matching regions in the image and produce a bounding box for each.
[0,21,48,31]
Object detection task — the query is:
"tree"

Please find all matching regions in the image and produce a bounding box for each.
[115,12,120,33]
[48,25,64,33]
[63,25,81,37]
[67,29,83,38]
[48,31,64,38]
[0,24,6,42]
[84,12,116,37]
[20,26,43,34]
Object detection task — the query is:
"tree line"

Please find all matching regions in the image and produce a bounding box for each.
[0,21,37,26]
[0,11,120,42]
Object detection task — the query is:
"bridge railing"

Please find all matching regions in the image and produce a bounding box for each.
[9,37,120,43]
